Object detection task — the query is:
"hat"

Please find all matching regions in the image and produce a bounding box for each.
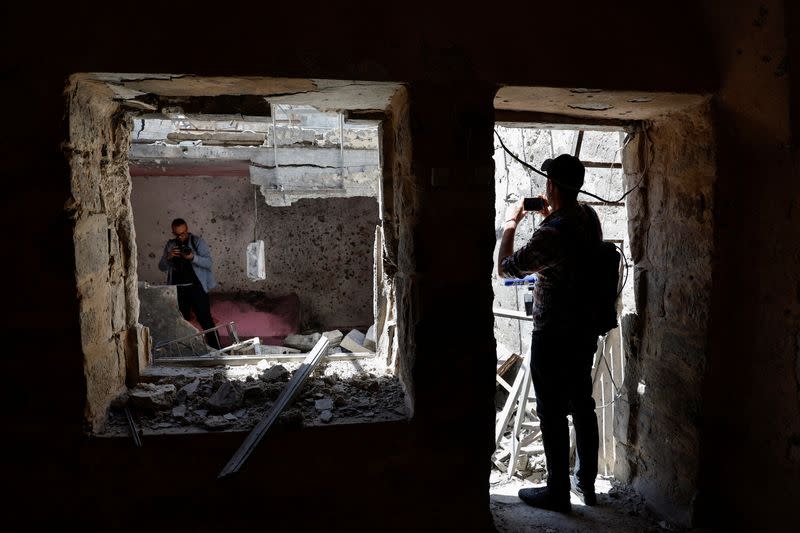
[541,154,585,190]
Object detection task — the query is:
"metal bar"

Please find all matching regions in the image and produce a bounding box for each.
[493,308,533,321]
[219,336,330,478]
[154,352,372,367]
[574,130,584,158]
[124,407,143,448]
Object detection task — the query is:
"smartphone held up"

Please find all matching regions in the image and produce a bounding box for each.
[523,197,545,212]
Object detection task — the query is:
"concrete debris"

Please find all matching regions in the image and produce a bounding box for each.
[181,378,201,396]
[363,325,376,352]
[322,329,343,347]
[261,364,289,383]
[207,382,242,413]
[314,398,334,411]
[106,356,405,435]
[129,383,176,410]
[257,345,302,355]
[242,381,266,404]
[340,329,366,353]
[256,359,269,371]
[204,415,233,430]
[283,332,322,351]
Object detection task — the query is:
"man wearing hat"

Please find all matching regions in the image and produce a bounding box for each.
[497,154,602,513]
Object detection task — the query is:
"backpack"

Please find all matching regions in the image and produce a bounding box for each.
[547,210,622,336]
[586,241,622,336]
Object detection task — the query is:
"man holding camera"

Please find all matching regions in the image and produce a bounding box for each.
[158,218,220,349]
[497,154,602,513]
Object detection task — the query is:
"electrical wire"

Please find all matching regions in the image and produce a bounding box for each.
[493,128,644,204]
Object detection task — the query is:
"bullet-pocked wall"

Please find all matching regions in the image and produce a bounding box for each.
[131,174,378,330]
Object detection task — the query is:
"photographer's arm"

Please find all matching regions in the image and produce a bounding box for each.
[158,241,174,272]
[189,237,213,271]
[497,200,526,278]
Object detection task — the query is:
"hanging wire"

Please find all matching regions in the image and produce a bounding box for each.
[494,128,643,204]
[253,184,258,242]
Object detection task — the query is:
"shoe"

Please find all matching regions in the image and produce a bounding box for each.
[518,487,572,513]
[570,475,597,506]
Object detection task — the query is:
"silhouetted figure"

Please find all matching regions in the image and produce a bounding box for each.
[497,154,601,513]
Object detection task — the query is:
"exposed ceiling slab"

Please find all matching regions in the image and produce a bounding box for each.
[495,86,709,121]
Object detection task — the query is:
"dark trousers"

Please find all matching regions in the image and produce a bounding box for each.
[530,329,599,494]
[177,284,220,349]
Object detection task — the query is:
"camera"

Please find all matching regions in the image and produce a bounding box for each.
[523,197,545,211]
[179,245,193,256]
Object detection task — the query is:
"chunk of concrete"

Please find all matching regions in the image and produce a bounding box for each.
[207,382,242,413]
[320,410,333,423]
[256,359,269,371]
[172,405,187,419]
[315,398,334,411]
[129,383,176,410]
[242,381,266,404]
[137,283,209,356]
[283,333,322,351]
[340,329,366,353]
[204,415,233,430]
[261,364,289,383]
[322,330,344,347]
[363,325,376,352]
[179,378,200,397]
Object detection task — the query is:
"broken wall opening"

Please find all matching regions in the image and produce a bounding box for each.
[66,74,411,436]
[491,123,635,483]
[130,106,381,350]
[491,86,716,526]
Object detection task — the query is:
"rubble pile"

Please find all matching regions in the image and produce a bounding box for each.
[107,360,405,435]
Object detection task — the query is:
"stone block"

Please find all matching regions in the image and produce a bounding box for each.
[340,329,366,353]
[283,333,322,351]
[323,330,344,347]
[207,382,241,413]
[129,383,176,411]
[73,214,108,280]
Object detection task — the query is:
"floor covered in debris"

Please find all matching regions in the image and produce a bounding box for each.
[103,355,406,436]
[490,474,712,533]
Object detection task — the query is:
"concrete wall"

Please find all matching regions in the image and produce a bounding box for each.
[66,79,149,429]
[131,175,378,330]
[615,104,717,524]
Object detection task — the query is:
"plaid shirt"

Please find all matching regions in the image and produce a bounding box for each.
[501,203,602,331]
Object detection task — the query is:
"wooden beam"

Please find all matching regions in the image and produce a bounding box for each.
[218,336,330,478]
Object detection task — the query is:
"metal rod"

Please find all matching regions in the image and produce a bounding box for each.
[124,407,143,448]
[219,336,330,478]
